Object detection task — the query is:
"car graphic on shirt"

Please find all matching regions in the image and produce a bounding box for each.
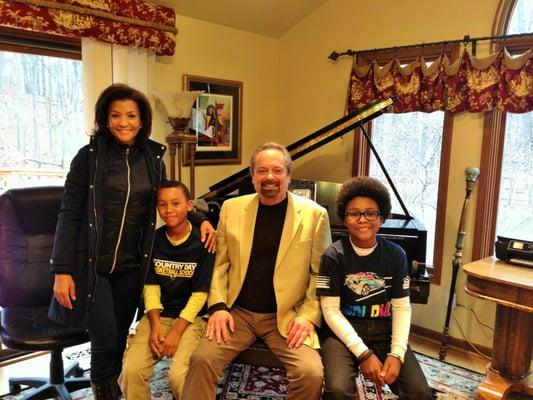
[345,272,385,297]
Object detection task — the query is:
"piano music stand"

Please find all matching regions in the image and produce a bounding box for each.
[166,117,198,198]
[358,123,412,220]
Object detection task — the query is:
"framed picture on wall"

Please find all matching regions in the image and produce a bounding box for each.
[183,74,243,165]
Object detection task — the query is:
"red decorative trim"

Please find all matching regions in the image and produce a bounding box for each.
[347,49,533,113]
[0,0,176,55]
[62,0,175,29]
[9,0,176,32]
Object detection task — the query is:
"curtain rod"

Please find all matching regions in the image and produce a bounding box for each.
[328,32,533,61]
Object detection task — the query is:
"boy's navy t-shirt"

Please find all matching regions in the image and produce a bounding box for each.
[317,236,410,320]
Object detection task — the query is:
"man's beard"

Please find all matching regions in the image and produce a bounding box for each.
[260,180,281,198]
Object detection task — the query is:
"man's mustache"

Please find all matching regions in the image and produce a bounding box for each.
[261,180,279,186]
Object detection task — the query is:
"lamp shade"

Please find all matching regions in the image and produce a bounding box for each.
[153,90,203,118]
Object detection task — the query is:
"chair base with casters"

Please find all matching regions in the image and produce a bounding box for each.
[1,307,91,400]
[8,349,89,400]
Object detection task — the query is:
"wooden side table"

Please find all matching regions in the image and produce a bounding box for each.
[463,256,533,399]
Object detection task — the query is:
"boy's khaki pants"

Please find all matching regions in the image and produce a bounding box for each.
[118,315,206,400]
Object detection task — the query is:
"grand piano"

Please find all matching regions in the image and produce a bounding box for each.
[198,98,430,304]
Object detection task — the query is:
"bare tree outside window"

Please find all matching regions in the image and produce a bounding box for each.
[507,0,533,33]
[0,50,84,193]
[495,0,533,241]
[497,113,533,240]
[369,111,445,266]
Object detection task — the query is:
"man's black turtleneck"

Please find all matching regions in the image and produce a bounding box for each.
[235,196,288,313]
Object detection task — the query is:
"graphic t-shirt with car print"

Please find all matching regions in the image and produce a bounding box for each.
[317,236,410,320]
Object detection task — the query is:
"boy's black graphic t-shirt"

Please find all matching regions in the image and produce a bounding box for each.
[317,236,410,320]
[146,226,215,318]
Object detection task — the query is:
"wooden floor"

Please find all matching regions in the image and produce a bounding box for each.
[0,350,51,396]
[0,335,491,397]
[409,333,490,374]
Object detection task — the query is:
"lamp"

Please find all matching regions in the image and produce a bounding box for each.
[154,91,203,198]
[439,166,480,361]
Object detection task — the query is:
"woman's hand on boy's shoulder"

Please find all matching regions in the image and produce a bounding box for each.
[200,220,217,253]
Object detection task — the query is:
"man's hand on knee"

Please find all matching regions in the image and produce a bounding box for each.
[286,316,315,349]
[206,310,234,344]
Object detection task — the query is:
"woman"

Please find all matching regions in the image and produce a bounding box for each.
[48,83,215,400]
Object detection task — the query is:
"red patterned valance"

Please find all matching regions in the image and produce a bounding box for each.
[0,0,177,55]
[347,48,532,113]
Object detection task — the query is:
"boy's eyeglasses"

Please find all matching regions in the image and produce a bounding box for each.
[345,210,381,222]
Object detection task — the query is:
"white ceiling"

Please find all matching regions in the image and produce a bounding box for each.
[156,0,328,38]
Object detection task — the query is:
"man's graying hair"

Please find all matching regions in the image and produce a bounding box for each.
[249,142,293,176]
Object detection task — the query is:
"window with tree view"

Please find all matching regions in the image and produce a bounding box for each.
[0,45,85,193]
[369,111,445,269]
[495,0,532,241]
[0,29,84,359]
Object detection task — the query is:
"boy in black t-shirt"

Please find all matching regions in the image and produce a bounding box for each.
[119,181,215,400]
[317,176,432,400]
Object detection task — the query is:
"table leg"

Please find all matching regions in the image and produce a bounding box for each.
[477,369,533,400]
[476,305,533,399]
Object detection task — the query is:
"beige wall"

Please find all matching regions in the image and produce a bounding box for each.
[82,0,503,349]
[276,0,501,348]
[151,16,279,196]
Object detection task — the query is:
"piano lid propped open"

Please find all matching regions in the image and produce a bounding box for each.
[199,97,430,303]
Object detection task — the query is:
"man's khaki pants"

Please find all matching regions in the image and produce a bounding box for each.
[181,307,323,400]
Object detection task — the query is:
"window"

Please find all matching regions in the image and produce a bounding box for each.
[369,111,445,269]
[495,0,533,241]
[506,0,533,34]
[0,27,83,358]
[0,28,85,194]
[352,48,456,284]
[473,0,533,257]
[496,112,533,240]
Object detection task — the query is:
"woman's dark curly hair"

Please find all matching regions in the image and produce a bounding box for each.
[93,83,152,144]
[336,176,392,221]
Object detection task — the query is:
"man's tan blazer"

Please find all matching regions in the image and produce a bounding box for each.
[208,191,332,348]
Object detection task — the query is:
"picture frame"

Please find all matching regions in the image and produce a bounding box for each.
[183,74,243,165]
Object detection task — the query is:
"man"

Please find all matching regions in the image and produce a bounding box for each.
[182,142,332,400]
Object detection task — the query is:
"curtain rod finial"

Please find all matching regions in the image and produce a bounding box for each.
[328,51,340,61]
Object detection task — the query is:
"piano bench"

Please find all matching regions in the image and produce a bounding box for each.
[233,340,284,369]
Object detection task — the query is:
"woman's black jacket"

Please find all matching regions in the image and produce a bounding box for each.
[48,135,170,328]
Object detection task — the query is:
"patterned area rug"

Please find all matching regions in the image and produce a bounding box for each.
[416,353,485,400]
[0,345,484,399]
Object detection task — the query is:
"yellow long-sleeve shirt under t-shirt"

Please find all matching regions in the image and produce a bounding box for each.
[143,225,209,322]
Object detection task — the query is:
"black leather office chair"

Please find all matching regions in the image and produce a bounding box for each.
[0,186,91,399]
